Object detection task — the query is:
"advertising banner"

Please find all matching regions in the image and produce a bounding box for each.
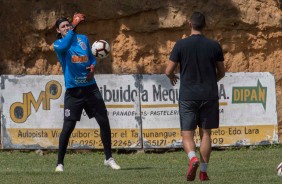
[0,73,278,149]
[1,75,141,149]
[140,75,181,148]
[216,72,278,146]
[141,72,278,148]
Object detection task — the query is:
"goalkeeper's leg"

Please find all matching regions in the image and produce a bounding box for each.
[95,112,120,170]
[57,120,77,166]
[95,111,112,160]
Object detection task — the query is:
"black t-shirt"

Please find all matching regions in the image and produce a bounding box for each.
[169,34,224,100]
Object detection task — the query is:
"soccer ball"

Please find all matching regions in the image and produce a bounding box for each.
[277,162,282,176]
[91,40,110,59]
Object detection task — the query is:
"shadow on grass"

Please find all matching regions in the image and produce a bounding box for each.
[120,166,152,170]
[3,171,57,175]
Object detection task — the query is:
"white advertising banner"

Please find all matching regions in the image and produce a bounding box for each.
[140,75,181,148]
[0,73,278,149]
[215,72,278,146]
[141,72,278,148]
[1,75,141,149]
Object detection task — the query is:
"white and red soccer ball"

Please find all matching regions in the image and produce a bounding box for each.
[277,162,282,176]
[91,40,110,59]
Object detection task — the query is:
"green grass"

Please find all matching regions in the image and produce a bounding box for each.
[0,145,282,184]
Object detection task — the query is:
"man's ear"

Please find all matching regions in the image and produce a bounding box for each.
[188,20,192,28]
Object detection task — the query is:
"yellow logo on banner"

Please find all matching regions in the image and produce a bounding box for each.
[10,80,62,123]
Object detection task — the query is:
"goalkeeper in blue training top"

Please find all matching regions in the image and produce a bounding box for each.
[53,12,120,172]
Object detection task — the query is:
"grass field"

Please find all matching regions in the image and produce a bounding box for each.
[0,145,282,184]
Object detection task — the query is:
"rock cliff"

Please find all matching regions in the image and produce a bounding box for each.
[1,0,282,136]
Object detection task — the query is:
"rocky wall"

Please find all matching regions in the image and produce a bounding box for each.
[0,0,282,138]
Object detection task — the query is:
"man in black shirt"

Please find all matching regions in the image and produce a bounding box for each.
[165,11,225,181]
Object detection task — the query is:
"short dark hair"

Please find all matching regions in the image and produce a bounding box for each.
[190,12,206,31]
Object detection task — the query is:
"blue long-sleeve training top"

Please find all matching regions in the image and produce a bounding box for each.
[53,30,97,89]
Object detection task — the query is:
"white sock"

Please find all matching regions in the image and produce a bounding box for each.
[188,151,196,160]
[200,163,208,172]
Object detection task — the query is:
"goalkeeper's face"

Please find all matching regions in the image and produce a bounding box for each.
[56,21,71,38]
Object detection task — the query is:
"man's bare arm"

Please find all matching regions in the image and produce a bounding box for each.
[165,61,179,86]
[216,62,225,82]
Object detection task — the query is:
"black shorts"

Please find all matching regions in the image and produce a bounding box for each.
[179,100,219,131]
[64,84,107,121]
